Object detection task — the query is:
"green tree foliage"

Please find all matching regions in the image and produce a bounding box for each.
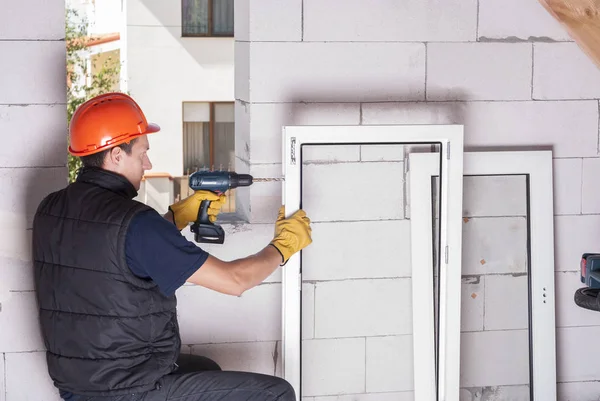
[66,7,120,182]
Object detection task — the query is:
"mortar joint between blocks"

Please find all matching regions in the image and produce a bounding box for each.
[301,0,304,42]
[476,0,480,41]
[597,100,600,155]
[531,43,535,100]
[424,42,428,101]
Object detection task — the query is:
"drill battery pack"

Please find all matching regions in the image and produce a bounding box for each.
[575,253,600,312]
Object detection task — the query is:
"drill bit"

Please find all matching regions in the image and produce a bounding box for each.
[252,177,285,182]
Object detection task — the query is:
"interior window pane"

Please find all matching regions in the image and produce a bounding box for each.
[212,0,234,35]
[183,0,209,35]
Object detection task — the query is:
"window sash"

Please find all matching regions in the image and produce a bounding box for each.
[182,0,234,37]
[182,102,235,172]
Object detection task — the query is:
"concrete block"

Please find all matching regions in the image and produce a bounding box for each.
[484,274,529,331]
[191,341,280,376]
[303,146,360,164]
[460,385,530,401]
[313,393,414,401]
[249,43,425,103]
[0,256,34,298]
[5,352,60,401]
[183,223,281,283]
[302,338,365,396]
[554,215,600,272]
[0,0,64,40]
[478,0,570,41]
[557,326,600,382]
[463,176,527,218]
[235,42,250,103]
[248,163,283,224]
[234,0,249,41]
[303,162,404,222]
[363,101,599,158]
[0,168,67,229]
[427,43,532,101]
[366,335,413,393]
[361,145,405,162]
[558,381,600,401]
[250,103,361,164]
[461,276,484,332]
[462,217,527,275]
[247,0,301,41]
[302,221,412,281]
[582,158,600,214]
[235,101,251,163]
[233,158,251,222]
[0,292,44,353]
[303,0,476,42]
[0,229,32,292]
[555,271,600,327]
[534,43,600,100]
[363,102,460,126]
[314,279,412,338]
[555,158,583,215]
[303,283,315,340]
[176,284,281,344]
[0,42,66,104]
[460,330,530,387]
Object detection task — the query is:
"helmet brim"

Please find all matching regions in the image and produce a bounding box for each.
[145,122,160,134]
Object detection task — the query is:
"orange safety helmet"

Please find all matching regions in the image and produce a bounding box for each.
[68,92,160,157]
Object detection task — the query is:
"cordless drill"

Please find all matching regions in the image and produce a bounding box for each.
[188,170,254,244]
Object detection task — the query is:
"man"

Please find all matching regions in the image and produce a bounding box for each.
[32,92,312,400]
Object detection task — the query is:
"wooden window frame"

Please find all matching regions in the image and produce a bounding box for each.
[181,0,234,38]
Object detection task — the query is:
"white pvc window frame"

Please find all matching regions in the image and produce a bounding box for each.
[409,151,557,401]
[281,125,464,400]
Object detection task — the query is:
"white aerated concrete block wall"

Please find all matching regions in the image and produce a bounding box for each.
[0,1,67,400]
[222,0,600,399]
[4,0,600,400]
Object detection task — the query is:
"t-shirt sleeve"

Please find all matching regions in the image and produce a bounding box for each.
[125,209,210,297]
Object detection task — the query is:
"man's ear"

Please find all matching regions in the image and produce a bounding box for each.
[108,146,123,167]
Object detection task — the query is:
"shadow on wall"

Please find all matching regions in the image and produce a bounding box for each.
[238,86,556,224]
[6,104,68,295]
[22,104,69,296]
[283,86,555,155]
[0,104,68,398]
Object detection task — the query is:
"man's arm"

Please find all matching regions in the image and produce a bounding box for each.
[163,210,175,224]
[186,245,282,296]
[186,207,311,296]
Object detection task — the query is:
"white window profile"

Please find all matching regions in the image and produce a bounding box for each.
[409,151,557,401]
[281,125,465,400]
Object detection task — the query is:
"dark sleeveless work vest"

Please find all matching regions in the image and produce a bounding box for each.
[33,167,180,396]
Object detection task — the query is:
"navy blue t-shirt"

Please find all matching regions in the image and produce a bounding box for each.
[125,209,210,296]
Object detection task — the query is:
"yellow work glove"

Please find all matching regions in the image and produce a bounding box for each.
[269,206,313,265]
[169,191,227,230]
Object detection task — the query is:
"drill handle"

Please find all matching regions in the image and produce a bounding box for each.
[190,199,225,244]
[198,199,211,225]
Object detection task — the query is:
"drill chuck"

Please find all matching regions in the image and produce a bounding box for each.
[230,173,253,188]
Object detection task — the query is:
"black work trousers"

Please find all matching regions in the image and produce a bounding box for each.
[63,354,295,401]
